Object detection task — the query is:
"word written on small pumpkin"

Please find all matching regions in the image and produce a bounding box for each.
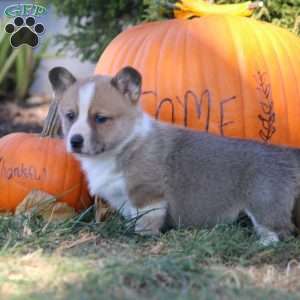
[0,157,47,181]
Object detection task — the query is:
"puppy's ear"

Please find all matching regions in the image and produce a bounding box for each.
[48,67,76,98]
[111,66,142,104]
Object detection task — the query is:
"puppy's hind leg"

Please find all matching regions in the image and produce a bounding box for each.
[134,201,167,236]
[245,209,280,246]
[245,199,295,246]
[245,180,296,246]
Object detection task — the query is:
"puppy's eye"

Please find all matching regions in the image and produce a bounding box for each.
[65,111,75,121]
[95,114,109,124]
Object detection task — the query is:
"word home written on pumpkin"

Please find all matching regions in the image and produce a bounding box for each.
[142,71,277,144]
[143,88,237,136]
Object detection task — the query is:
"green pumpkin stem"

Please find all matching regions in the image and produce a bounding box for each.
[41,97,60,138]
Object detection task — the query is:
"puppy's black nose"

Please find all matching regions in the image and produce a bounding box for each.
[70,134,84,150]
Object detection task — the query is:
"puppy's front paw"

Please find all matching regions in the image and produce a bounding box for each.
[135,220,161,236]
[134,202,167,236]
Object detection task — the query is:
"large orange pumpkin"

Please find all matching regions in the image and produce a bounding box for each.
[95,15,300,147]
[0,101,92,213]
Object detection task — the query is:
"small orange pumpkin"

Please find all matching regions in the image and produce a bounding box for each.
[96,15,300,147]
[0,100,92,213]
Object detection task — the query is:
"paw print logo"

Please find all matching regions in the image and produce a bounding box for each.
[5,16,45,48]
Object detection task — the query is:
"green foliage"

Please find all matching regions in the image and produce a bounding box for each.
[52,0,300,63]
[51,0,146,63]
[0,18,48,102]
[143,0,173,21]
[215,0,300,34]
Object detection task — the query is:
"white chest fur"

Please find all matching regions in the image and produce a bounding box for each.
[80,155,135,218]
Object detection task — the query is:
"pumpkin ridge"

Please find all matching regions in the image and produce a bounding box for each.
[7,135,27,207]
[0,134,23,210]
[131,25,154,69]
[195,19,212,128]
[155,22,176,117]
[207,18,223,133]
[138,26,161,109]
[42,137,51,195]
[110,35,134,74]
[61,144,69,204]
[7,134,29,209]
[54,139,66,200]
[223,16,246,138]
[171,19,188,126]
[186,21,209,123]
[114,34,140,74]
[273,28,300,145]
[281,33,300,102]
[181,19,189,126]
[122,30,150,69]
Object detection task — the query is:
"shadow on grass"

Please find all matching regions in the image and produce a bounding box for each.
[8,251,300,300]
[1,209,300,299]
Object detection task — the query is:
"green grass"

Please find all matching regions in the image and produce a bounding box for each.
[1,210,300,300]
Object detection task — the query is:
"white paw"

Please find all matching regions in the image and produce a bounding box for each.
[259,232,279,246]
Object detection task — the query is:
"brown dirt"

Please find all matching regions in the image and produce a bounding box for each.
[0,99,50,137]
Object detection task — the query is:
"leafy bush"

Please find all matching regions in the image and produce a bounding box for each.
[216,0,300,33]
[51,1,145,63]
[52,0,300,63]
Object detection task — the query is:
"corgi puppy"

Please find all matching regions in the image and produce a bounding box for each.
[49,66,300,245]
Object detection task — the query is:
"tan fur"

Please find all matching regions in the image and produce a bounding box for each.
[60,76,141,155]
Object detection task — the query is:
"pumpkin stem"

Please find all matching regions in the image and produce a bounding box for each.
[171,0,263,19]
[41,97,60,138]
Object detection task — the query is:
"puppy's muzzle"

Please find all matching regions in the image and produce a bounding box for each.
[70,134,84,152]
